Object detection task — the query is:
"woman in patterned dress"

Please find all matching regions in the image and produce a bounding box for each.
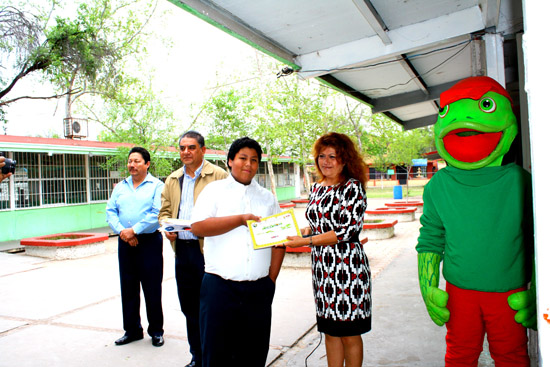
[285,132,370,367]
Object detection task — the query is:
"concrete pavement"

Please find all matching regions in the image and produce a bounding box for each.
[0,197,492,366]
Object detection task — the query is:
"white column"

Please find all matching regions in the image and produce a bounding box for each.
[483,32,506,85]
[522,0,550,363]
[8,152,15,210]
[85,154,91,203]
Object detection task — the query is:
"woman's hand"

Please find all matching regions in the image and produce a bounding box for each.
[283,235,309,248]
[300,227,312,236]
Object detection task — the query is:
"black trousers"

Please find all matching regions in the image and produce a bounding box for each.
[175,239,204,365]
[118,231,164,337]
[200,273,276,367]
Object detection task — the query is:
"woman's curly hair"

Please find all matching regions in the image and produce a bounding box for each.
[312,132,368,188]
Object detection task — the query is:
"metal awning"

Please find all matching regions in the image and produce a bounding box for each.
[167,0,523,130]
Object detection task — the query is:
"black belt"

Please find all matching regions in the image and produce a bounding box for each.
[135,230,160,237]
[177,239,199,244]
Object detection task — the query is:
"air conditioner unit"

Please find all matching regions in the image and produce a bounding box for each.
[63,117,88,139]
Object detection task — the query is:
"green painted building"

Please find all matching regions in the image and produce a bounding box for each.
[0,135,302,242]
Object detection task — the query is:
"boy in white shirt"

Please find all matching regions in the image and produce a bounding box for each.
[191,137,285,367]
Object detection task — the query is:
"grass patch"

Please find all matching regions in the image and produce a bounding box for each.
[365,219,384,224]
[366,186,424,199]
[42,234,89,240]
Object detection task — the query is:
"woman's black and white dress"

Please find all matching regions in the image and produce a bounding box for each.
[306,178,371,336]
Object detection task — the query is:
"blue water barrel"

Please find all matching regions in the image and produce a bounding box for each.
[393,185,403,199]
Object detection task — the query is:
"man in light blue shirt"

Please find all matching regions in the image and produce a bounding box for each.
[106,147,165,347]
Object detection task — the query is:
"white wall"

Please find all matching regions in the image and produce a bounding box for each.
[522,1,550,364]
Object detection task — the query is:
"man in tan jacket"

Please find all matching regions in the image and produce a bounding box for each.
[159,131,227,367]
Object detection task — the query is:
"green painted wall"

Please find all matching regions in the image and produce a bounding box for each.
[276,186,296,202]
[0,203,108,242]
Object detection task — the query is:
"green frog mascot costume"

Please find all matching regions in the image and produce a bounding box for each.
[416,76,536,366]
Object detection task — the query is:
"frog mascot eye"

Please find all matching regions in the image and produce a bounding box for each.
[438,105,449,118]
[479,97,496,113]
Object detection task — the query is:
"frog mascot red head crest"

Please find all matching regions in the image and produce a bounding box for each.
[416,76,535,366]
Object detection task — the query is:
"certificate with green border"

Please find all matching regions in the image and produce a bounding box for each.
[248,209,301,249]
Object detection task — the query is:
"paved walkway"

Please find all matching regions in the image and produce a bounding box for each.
[0,197,493,366]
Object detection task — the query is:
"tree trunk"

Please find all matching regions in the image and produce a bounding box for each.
[64,72,78,119]
[405,166,411,202]
[303,162,311,196]
[65,93,71,118]
[266,144,278,200]
[298,130,311,197]
[267,160,277,200]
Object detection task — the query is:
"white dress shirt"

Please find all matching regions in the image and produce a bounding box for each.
[191,175,280,281]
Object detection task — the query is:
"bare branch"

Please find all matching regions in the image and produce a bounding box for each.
[188,85,221,129]
[119,0,157,49]
[0,6,43,63]
[0,88,81,107]
[79,105,123,140]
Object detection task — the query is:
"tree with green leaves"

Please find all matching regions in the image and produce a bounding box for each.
[340,97,369,152]
[1,0,158,120]
[200,51,402,199]
[386,126,434,197]
[200,87,255,153]
[199,53,353,198]
[275,77,351,192]
[362,115,401,188]
[361,114,435,193]
[1,0,178,179]
[1,4,47,128]
[0,5,46,101]
[43,0,157,120]
[92,81,177,178]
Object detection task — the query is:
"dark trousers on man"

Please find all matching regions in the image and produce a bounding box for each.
[118,231,164,337]
[200,273,276,367]
[175,239,204,366]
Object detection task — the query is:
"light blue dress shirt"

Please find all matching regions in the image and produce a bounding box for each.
[106,173,164,235]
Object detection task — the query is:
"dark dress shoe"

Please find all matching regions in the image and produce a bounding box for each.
[114,334,143,345]
[152,335,164,347]
[184,361,196,367]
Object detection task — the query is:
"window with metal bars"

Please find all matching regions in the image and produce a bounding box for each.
[0,152,117,210]
[0,151,291,211]
[253,162,295,189]
[14,152,39,208]
[276,162,294,187]
[0,181,9,210]
[89,155,122,202]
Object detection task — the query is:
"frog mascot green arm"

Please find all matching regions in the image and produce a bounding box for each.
[418,252,449,326]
